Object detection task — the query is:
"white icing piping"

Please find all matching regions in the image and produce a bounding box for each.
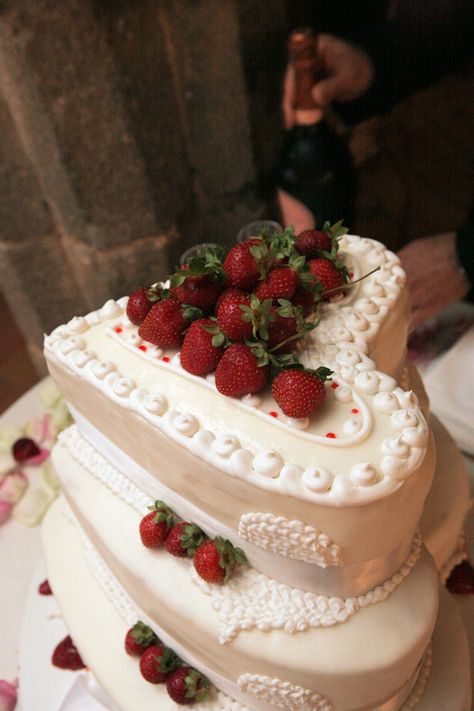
[191,532,422,644]
[400,645,432,710]
[237,675,332,711]
[238,513,343,568]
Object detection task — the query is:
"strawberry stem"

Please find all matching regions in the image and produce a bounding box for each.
[323,266,381,297]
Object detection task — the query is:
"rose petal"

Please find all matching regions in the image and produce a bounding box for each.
[0,501,13,525]
[24,448,50,466]
[0,472,28,504]
[0,679,18,711]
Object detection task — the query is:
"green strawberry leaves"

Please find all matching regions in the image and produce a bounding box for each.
[148,500,175,531]
[158,646,181,674]
[185,669,211,702]
[130,621,158,647]
[180,523,208,558]
[214,536,248,583]
[239,295,275,340]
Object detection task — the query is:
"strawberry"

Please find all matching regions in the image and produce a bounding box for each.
[215,343,269,397]
[253,266,298,302]
[222,240,262,290]
[172,272,222,313]
[170,248,226,312]
[38,579,52,595]
[126,286,161,325]
[12,437,40,462]
[193,537,248,584]
[216,289,252,341]
[272,368,331,418]
[166,666,211,705]
[52,635,86,671]
[165,522,207,558]
[138,299,201,349]
[295,229,331,257]
[139,501,175,548]
[180,318,225,376]
[267,312,298,353]
[308,258,344,299]
[291,285,316,316]
[125,621,157,656]
[139,644,180,684]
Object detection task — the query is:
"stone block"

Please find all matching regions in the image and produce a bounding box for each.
[93,1,193,234]
[0,231,88,346]
[0,95,53,242]
[62,233,172,310]
[163,1,257,196]
[0,0,164,250]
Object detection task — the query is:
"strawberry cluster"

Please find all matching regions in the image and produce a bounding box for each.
[127,222,352,419]
[125,620,210,705]
[139,501,248,585]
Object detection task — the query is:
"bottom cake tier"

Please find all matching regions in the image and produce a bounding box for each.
[41,495,471,711]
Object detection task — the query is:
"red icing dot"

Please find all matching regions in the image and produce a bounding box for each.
[351,408,359,414]
[138,344,147,352]
[326,432,336,438]
[269,411,278,418]
[349,272,354,279]
[162,356,170,362]
[330,382,339,389]
[114,326,123,334]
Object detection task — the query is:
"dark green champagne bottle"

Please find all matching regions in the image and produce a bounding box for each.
[276,28,354,228]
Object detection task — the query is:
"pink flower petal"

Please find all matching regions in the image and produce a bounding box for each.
[0,501,13,525]
[25,448,50,466]
[0,472,28,504]
[0,679,17,711]
[40,414,52,445]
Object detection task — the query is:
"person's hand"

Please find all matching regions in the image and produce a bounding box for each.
[282,34,374,128]
[397,233,470,330]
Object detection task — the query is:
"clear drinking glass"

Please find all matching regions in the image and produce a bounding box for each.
[179,242,220,266]
[236,220,283,243]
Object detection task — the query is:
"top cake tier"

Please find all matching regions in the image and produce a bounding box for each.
[44,234,433,597]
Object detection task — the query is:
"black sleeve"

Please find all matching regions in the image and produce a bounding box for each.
[284,0,474,124]
[456,201,474,303]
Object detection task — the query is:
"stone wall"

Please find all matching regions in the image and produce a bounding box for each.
[0,0,284,372]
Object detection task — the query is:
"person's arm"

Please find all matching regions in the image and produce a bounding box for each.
[397,202,474,330]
